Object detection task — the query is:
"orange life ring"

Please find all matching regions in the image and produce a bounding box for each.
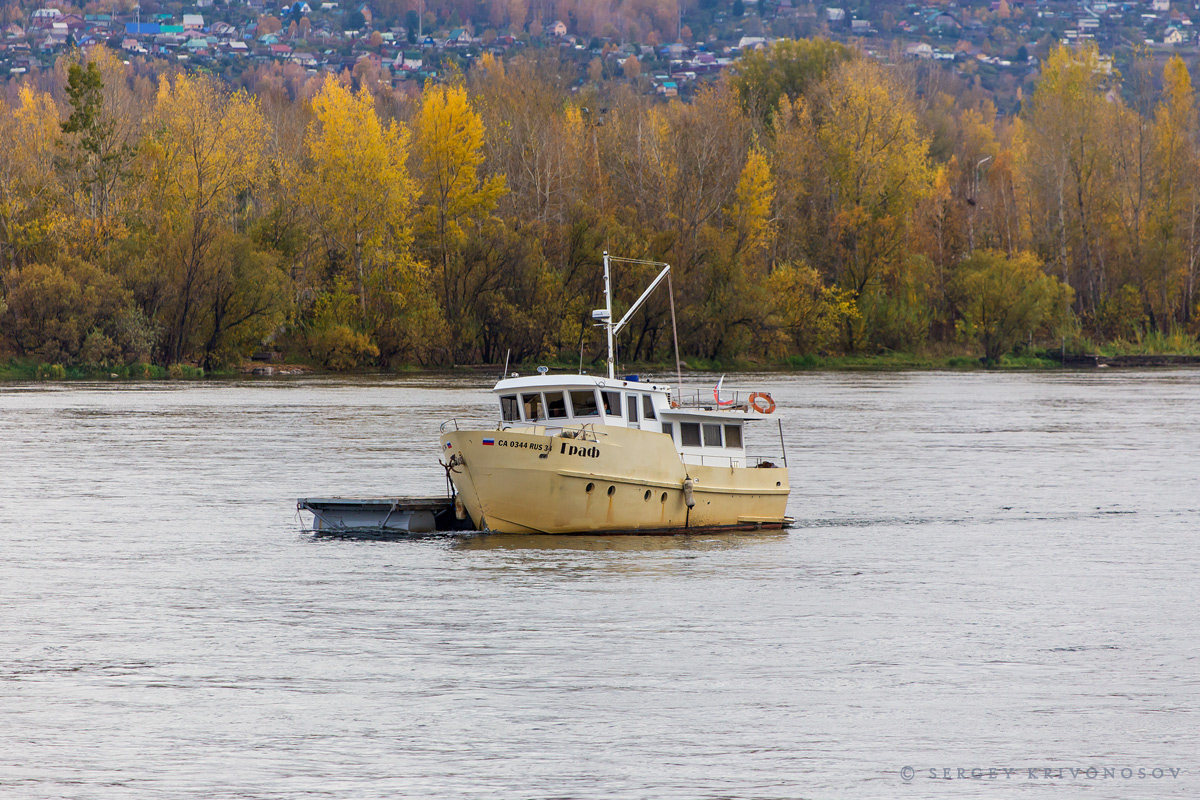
[749,392,775,414]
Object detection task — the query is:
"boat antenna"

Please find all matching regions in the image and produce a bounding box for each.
[501,348,510,381]
[596,252,674,381]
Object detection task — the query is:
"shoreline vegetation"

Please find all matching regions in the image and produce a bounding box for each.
[9,344,1200,382]
[6,41,1200,377]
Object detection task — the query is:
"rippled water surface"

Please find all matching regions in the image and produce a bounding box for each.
[2,371,1198,799]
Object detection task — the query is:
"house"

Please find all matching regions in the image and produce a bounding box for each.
[125,22,161,36]
[826,7,846,22]
[928,11,962,30]
[394,49,422,70]
[906,41,934,58]
[182,14,204,30]
[447,27,470,44]
[548,19,567,36]
[3,23,25,37]
[290,50,317,65]
[737,35,768,49]
[1152,0,1169,10]
[30,8,63,28]
[851,18,870,31]
[269,42,292,55]
[1164,24,1185,42]
[656,81,678,96]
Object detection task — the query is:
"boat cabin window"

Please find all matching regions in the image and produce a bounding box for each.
[662,422,674,442]
[642,395,656,420]
[545,391,568,419]
[626,394,639,423]
[703,423,723,447]
[680,422,701,447]
[500,395,520,422]
[570,390,599,417]
[522,393,543,421]
[601,391,622,417]
[724,424,743,449]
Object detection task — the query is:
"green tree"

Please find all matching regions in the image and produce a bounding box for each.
[950,250,1074,363]
[730,37,854,130]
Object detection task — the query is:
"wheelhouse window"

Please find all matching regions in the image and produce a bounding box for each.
[522,393,543,421]
[702,424,723,447]
[500,395,520,422]
[626,394,639,423]
[662,422,674,442]
[724,424,743,449]
[642,395,656,420]
[601,391,622,417]
[545,391,568,419]
[569,390,599,417]
[680,422,701,447]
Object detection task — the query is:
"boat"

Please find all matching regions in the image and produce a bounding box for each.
[439,253,792,534]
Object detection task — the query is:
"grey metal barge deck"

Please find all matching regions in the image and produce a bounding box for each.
[297,496,475,534]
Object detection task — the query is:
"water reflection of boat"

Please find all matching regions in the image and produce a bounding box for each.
[440,253,792,535]
[451,531,787,552]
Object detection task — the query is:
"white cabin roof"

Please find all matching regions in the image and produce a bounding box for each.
[492,373,671,396]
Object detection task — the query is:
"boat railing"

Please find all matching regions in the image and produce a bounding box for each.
[439,419,460,433]
[670,388,750,412]
[682,453,784,469]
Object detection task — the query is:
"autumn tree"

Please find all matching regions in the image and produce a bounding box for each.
[731,37,854,131]
[803,58,934,349]
[0,86,62,270]
[1146,55,1199,326]
[950,250,1073,363]
[1016,43,1109,314]
[413,81,506,361]
[56,47,141,254]
[140,74,270,364]
[299,75,427,365]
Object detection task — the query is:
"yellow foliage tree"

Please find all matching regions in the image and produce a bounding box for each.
[730,146,774,265]
[413,82,506,357]
[814,58,933,298]
[0,86,63,269]
[1148,55,1198,325]
[142,74,268,363]
[300,75,415,314]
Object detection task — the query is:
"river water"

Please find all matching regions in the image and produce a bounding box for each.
[1,371,1197,799]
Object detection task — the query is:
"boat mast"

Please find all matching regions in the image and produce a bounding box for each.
[604,251,615,379]
[596,252,674,383]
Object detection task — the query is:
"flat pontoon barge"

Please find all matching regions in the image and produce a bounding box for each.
[297,496,474,534]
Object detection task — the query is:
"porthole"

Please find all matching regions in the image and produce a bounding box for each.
[607,485,616,496]
[660,492,668,503]
[776,481,781,487]
[643,489,652,501]
[585,482,595,493]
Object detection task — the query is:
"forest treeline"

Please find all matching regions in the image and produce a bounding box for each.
[1,41,1198,372]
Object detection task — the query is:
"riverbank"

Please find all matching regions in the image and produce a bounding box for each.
[10,351,1200,382]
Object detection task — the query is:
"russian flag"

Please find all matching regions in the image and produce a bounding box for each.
[445,442,452,449]
[482,438,495,446]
